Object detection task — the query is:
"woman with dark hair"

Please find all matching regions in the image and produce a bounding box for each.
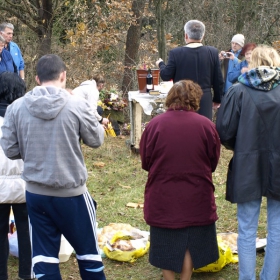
[140,80,221,280]
[227,42,257,83]
[0,72,35,280]
[0,35,17,75]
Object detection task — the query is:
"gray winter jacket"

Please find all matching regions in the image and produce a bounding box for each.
[1,86,104,197]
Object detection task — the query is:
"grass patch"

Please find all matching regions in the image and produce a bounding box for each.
[8,136,269,280]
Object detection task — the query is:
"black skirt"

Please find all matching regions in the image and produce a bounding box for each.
[149,223,219,273]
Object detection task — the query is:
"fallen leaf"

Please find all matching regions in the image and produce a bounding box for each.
[118,183,131,189]
[126,202,139,208]
[126,202,144,209]
[93,162,105,168]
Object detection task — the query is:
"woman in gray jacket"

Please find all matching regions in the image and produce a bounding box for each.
[0,72,35,280]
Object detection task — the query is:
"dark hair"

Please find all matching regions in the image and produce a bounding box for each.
[241,43,257,56]
[36,54,66,83]
[165,80,203,111]
[0,72,26,103]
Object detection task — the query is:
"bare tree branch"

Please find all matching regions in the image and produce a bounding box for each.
[0,5,38,33]
[21,0,38,14]
[263,15,280,43]
[34,0,41,9]
[2,0,21,8]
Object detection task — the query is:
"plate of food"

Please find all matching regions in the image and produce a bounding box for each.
[217,232,238,253]
[217,232,267,253]
[256,238,267,251]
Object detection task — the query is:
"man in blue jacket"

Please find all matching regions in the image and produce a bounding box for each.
[0,35,16,74]
[0,22,25,80]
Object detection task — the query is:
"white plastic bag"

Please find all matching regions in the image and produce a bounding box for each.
[8,231,19,257]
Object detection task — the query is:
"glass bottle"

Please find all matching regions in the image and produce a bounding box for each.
[146,68,153,93]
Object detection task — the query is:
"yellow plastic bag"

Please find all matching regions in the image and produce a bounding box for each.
[105,122,116,137]
[103,232,150,263]
[194,236,238,273]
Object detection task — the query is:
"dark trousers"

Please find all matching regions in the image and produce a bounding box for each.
[197,88,213,120]
[97,105,103,116]
[26,190,106,280]
[0,203,33,280]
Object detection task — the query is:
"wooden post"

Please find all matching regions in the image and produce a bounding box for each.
[133,101,143,150]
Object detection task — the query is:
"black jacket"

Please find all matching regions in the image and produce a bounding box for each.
[0,100,9,117]
[159,45,224,119]
[216,83,280,203]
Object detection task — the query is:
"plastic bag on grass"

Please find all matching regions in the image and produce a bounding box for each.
[194,236,238,273]
[8,231,18,257]
[103,231,150,263]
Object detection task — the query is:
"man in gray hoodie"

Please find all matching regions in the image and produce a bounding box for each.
[1,54,106,280]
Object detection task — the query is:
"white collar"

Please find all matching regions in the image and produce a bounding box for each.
[185,42,203,48]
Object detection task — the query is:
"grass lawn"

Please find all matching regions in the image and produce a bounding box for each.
[8,136,270,280]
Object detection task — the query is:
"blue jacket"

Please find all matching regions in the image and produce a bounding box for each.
[7,41,24,73]
[0,49,15,74]
[223,49,242,93]
[228,60,248,84]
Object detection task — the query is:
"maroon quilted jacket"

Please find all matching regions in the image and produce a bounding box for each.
[140,109,220,229]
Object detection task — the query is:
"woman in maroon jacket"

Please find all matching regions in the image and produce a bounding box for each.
[140,80,221,280]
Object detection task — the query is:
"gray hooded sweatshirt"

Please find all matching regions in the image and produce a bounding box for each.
[1,86,104,197]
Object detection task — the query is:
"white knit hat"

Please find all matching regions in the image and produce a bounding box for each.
[231,34,245,47]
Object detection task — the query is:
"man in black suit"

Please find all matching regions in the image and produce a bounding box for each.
[156,20,224,120]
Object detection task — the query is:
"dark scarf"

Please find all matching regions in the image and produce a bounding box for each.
[238,66,280,91]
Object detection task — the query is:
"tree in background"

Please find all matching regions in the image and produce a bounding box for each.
[121,0,145,94]
[1,0,279,95]
[0,0,66,55]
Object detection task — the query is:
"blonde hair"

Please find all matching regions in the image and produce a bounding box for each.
[249,45,280,69]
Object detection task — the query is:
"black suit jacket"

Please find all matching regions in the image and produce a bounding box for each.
[159,45,224,119]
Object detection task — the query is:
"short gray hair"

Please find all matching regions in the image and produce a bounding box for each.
[184,20,205,40]
[0,22,14,32]
[0,35,5,43]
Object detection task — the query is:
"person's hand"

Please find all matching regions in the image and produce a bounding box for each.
[213,102,220,110]
[219,51,233,60]
[219,51,226,60]
[156,58,163,67]
[241,67,249,74]
[102,117,109,126]
[226,52,235,60]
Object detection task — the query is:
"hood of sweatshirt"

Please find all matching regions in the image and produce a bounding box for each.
[238,66,280,91]
[24,86,69,120]
[72,80,97,98]
[79,80,97,87]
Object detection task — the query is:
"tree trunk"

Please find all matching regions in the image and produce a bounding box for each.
[155,0,166,62]
[37,0,53,55]
[121,0,145,96]
[0,0,54,56]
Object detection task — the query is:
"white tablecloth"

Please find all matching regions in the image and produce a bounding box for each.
[128,91,167,115]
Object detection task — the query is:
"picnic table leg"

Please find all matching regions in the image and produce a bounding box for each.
[133,101,142,151]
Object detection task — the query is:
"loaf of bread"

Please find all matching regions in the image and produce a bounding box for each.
[98,223,137,249]
[217,232,238,253]
[111,240,134,251]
